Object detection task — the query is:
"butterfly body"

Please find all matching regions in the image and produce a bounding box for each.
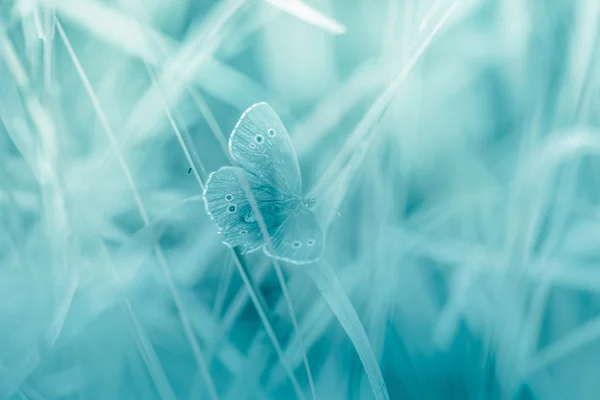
[203,103,325,265]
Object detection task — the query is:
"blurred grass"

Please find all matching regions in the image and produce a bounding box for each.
[3,0,600,399]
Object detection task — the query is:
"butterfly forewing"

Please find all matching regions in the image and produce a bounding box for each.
[229,102,302,196]
[264,208,325,265]
[203,166,288,252]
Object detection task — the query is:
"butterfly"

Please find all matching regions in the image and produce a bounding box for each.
[203,102,325,265]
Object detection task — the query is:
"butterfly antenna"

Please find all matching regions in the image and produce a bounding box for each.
[317,198,341,218]
[323,201,341,218]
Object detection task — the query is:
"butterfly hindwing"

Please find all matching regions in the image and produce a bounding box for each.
[264,208,325,265]
[203,166,288,252]
[229,102,302,196]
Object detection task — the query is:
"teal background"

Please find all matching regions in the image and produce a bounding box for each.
[1,0,599,399]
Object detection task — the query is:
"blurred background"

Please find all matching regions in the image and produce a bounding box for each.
[1,0,600,398]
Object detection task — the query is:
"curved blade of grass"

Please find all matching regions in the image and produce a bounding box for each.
[267,262,365,389]
[306,261,389,400]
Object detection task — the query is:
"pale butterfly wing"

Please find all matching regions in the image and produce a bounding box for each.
[203,166,288,253]
[206,102,326,262]
[264,208,325,265]
[229,102,302,196]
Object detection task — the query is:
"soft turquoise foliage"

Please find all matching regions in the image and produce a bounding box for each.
[1,0,599,399]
